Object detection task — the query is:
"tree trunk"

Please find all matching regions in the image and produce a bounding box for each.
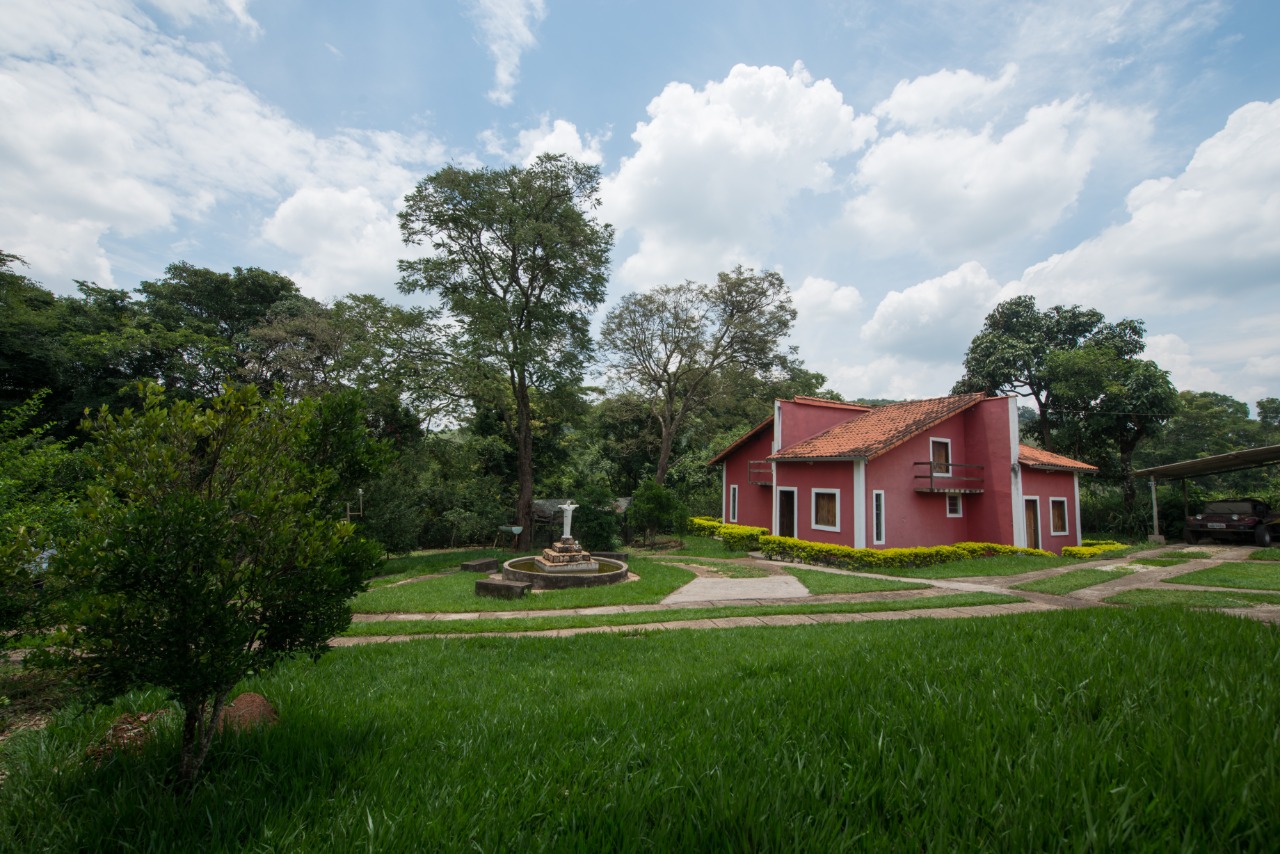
[654,421,675,486]
[514,375,535,550]
[177,690,229,790]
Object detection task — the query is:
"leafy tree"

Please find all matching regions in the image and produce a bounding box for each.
[49,384,380,788]
[1046,345,1178,513]
[0,253,62,411]
[953,296,1144,450]
[600,266,796,485]
[629,479,687,547]
[397,154,613,547]
[1258,398,1280,433]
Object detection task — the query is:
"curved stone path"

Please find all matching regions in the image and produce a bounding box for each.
[335,544,1280,645]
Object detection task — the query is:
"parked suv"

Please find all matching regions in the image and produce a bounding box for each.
[1184,498,1280,547]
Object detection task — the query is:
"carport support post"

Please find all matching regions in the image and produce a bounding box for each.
[1150,477,1161,541]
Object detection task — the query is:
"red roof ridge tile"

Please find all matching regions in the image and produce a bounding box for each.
[1018,444,1098,472]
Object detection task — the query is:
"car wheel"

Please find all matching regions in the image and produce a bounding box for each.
[1257,526,1274,549]
[1184,529,1199,545]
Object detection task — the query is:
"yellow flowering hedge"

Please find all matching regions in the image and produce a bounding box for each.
[687,516,769,551]
[758,536,1051,571]
[1061,542,1129,559]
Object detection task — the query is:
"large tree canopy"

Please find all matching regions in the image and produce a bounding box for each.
[600,266,797,485]
[953,295,1144,451]
[397,153,613,546]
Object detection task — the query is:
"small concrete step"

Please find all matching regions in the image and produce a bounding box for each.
[476,578,531,599]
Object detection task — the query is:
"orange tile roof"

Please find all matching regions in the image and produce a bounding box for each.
[1018,444,1098,472]
[770,393,986,461]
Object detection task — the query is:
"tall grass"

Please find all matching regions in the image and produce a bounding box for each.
[3,608,1278,850]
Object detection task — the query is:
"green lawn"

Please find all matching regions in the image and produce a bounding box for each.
[352,556,696,613]
[1249,547,1280,562]
[786,566,927,595]
[654,535,750,559]
[367,548,512,587]
[865,553,1073,579]
[1129,557,1190,567]
[659,558,773,578]
[1165,562,1280,591]
[1011,567,1133,595]
[344,593,1020,637]
[1106,588,1280,608]
[4,608,1278,850]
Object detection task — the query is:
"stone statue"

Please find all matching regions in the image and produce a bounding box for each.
[558,500,578,540]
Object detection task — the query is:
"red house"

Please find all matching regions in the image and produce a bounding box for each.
[710,393,1097,554]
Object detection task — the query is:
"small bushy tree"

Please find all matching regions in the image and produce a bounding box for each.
[50,384,381,788]
[629,480,687,547]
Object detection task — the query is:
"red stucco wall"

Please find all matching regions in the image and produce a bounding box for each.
[774,460,854,545]
[776,399,867,450]
[721,427,773,529]
[1019,467,1081,555]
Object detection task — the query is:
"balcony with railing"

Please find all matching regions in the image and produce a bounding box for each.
[913,461,984,493]
[747,460,772,485]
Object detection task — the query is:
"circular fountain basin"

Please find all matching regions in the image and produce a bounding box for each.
[502,556,629,589]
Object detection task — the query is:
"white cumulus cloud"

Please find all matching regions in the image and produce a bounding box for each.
[603,62,875,288]
[860,261,1001,360]
[874,63,1018,129]
[482,116,606,166]
[467,0,547,107]
[846,97,1150,259]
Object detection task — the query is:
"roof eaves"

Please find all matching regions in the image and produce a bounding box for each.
[706,414,774,466]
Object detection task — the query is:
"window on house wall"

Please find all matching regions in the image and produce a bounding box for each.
[729,485,738,523]
[946,494,963,517]
[873,490,886,544]
[1050,497,1069,535]
[930,439,951,476]
[812,489,839,531]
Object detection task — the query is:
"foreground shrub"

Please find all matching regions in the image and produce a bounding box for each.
[1063,542,1129,559]
[686,516,768,551]
[47,383,381,788]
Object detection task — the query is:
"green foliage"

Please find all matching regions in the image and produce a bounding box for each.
[567,482,620,552]
[398,154,614,547]
[1061,542,1129,558]
[47,383,379,787]
[628,479,687,546]
[600,266,797,485]
[687,516,768,551]
[1165,562,1280,591]
[759,535,1052,572]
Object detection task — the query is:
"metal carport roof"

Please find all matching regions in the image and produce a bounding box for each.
[1132,443,1280,542]
[1132,444,1280,480]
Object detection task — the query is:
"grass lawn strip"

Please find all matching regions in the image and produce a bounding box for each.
[367,548,511,588]
[1129,557,1190,567]
[786,566,927,595]
[7,608,1280,850]
[1164,562,1280,591]
[1249,547,1280,561]
[644,535,749,560]
[1106,588,1280,608]
[1011,567,1134,595]
[353,556,696,613]
[658,558,773,578]
[342,593,1023,637]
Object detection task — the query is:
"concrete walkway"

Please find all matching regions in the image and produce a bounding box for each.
[337,543,1280,645]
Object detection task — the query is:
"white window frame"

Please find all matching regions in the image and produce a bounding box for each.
[946,493,963,518]
[728,484,739,523]
[930,437,953,477]
[872,490,886,545]
[1050,497,1069,536]
[811,488,840,532]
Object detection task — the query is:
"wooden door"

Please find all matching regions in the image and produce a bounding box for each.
[1024,498,1040,550]
[778,489,796,538]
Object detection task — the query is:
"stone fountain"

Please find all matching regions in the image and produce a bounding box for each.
[502,500,629,589]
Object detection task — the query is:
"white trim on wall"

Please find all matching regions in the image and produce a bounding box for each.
[729,484,739,524]
[721,463,728,523]
[1050,496,1068,535]
[776,486,798,538]
[1024,495,1041,550]
[946,493,963,518]
[929,437,953,477]
[853,461,866,548]
[1009,399,1026,548]
[1073,474,1082,546]
[811,488,840,532]
[872,490,886,545]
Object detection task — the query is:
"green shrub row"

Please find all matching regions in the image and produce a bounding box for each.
[758,535,1051,570]
[687,516,769,551]
[1062,542,1129,559]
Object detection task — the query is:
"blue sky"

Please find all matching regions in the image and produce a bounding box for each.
[3,0,1278,406]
